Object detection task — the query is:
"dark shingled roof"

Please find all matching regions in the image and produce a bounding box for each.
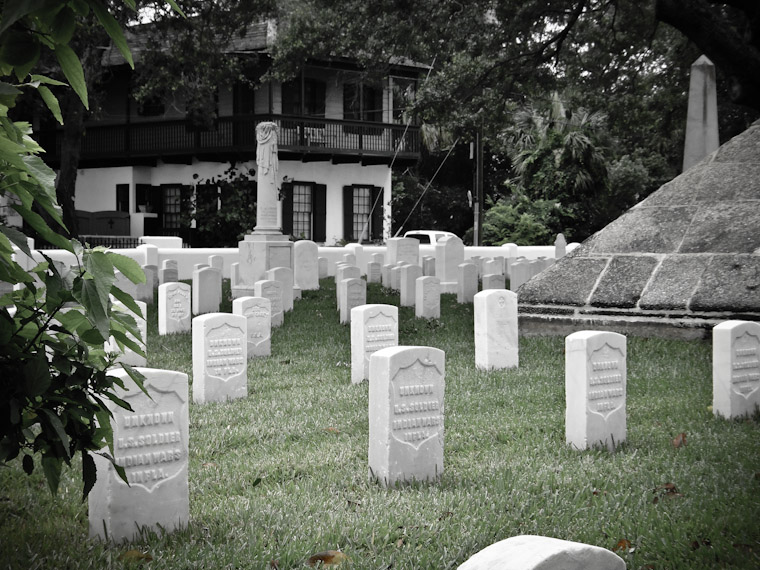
[518,120,760,339]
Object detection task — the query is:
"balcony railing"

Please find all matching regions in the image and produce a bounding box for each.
[41,114,421,164]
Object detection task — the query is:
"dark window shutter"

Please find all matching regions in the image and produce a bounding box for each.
[313,184,327,242]
[371,186,384,241]
[281,182,293,236]
[343,185,354,241]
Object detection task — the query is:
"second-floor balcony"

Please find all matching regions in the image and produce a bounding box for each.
[41,114,421,168]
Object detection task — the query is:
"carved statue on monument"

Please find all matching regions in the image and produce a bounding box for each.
[254,122,280,234]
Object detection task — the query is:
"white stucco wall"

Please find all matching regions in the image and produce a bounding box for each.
[73,158,393,244]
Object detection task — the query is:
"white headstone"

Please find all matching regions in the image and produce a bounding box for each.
[457,535,625,570]
[113,270,137,300]
[713,320,760,419]
[266,266,294,313]
[555,233,567,259]
[161,259,178,272]
[371,253,384,266]
[474,290,518,370]
[422,256,436,277]
[192,313,248,404]
[367,261,382,283]
[510,260,531,291]
[436,235,464,293]
[254,280,283,327]
[158,282,191,335]
[387,237,419,265]
[457,262,477,304]
[339,277,366,325]
[381,264,393,288]
[233,296,272,358]
[208,254,223,272]
[416,276,440,320]
[192,266,222,315]
[481,273,506,290]
[318,257,328,279]
[351,304,398,384]
[336,265,361,308]
[482,259,502,277]
[294,240,320,290]
[565,331,627,451]
[193,263,209,272]
[89,368,189,543]
[369,346,445,486]
[138,264,157,304]
[400,264,423,307]
[159,266,178,285]
[343,253,356,266]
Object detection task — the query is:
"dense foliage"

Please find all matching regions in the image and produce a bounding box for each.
[0,0,180,497]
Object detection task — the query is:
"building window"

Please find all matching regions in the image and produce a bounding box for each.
[343,82,383,123]
[282,77,326,116]
[343,185,383,243]
[282,182,327,242]
[352,186,372,241]
[163,185,182,230]
[116,184,129,212]
[292,183,313,239]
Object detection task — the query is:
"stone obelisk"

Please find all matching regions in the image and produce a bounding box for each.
[683,55,719,171]
[235,122,293,297]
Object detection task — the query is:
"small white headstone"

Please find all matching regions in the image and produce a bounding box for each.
[339,277,366,324]
[367,261,382,283]
[713,320,760,419]
[193,263,209,272]
[254,280,283,327]
[387,237,419,265]
[318,257,328,279]
[192,266,222,315]
[510,260,531,291]
[457,535,625,570]
[474,290,518,370]
[565,331,627,451]
[371,253,384,265]
[158,282,191,335]
[343,253,356,266]
[369,346,445,486]
[422,256,436,277]
[266,266,294,313]
[482,259,502,277]
[436,235,464,294]
[457,262,477,304]
[89,368,189,543]
[481,273,506,290]
[294,240,320,290]
[381,264,393,288]
[162,259,178,271]
[400,264,423,307]
[350,304,398,384]
[138,264,157,304]
[416,276,440,320]
[208,255,223,272]
[192,313,248,404]
[336,265,361,308]
[233,296,272,358]
[159,267,178,285]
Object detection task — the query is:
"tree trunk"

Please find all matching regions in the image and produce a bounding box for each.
[54,92,86,240]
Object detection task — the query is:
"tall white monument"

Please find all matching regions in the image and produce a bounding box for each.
[683,55,719,171]
[235,122,293,296]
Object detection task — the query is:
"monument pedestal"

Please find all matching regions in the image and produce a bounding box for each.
[235,233,293,296]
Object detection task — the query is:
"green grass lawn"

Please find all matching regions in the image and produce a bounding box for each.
[1,279,759,569]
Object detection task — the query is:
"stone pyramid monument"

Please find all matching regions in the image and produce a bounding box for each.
[518,120,760,339]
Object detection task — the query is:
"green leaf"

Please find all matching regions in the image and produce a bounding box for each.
[0,223,31,256]
[0,0,47,35]
[40,409,70,459]
[109,253,145,284]
[0,82,22,96]
[51,7,77,45]
[90,1,134,69]
[23,352,51,396]
[41,455,62,494]
[0,29,40,68]
[54,43,88,110]
[79,278,110,339]
[110,328,144,357]
[38,85,63,124]
[82,450,96,501]
[120,364,150,399]
[110,285,142,317]
[164,0,186,17]
[30,74,67,87]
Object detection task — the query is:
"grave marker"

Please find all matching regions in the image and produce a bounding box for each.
[481,273,506,290]
[254,280,283,327]
[387,237,419,265]
[89,368,189,543]
[369,346,445,486]
[350,304,398,384]
[233,296,272,358]
[158,282,191,335]
[192,266,221,315]
[474,290,518,370]
[294,240,320,290]
[339,277,366,324]
[266,266,294,312]
[436,235,464,293]
[713,320,760,419]
[192,313,248,403]
[367,261,381,283]
[457,262,477,304]
[565,331,627,451]
[416,276,440,320]
[400,264,423,307]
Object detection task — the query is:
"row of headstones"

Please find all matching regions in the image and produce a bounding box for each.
[89,314,759,543]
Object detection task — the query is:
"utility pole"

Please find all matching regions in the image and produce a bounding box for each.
[472,129,484,246]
